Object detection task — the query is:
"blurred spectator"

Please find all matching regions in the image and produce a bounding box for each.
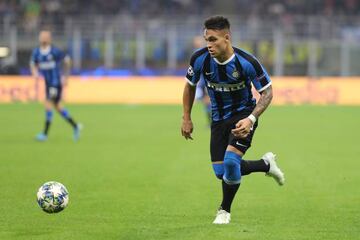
[0,0,16,18]
[22,0,41,33]
[1,0,359,26]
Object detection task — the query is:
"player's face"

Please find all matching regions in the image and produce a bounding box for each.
[39,31,52,47]
[204,29,230,58]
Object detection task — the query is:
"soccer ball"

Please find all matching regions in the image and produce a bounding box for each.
[36,181,69,213]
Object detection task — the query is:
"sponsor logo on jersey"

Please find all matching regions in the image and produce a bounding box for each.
[39,61,56,70]
[206,81,245,92]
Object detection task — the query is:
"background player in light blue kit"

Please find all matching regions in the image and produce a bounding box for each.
[181,16,285,224]
[30,30,81,141]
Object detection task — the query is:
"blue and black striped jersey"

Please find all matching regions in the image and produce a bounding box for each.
[185,47,272,122]
[30,46,67,87]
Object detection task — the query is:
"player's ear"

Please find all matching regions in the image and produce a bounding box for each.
[224,33,231,42]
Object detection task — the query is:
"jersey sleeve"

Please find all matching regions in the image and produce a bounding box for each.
[185,51,204,86]
[245,56,272,93]
[54,48,67,62]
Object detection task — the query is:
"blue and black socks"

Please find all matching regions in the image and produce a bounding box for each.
[221,179,240,213]
[241,159,270,175]
[221,151,242,212]
[42,109,78,136]
[223,151,242,184]
[219,151,270,213]
[60,109,77,129]
[43,110,53,135]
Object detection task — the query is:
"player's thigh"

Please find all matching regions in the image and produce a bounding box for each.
[44,99,53,110]
[210,122,229,162]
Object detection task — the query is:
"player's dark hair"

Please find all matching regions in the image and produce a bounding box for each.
[204,16,230,31]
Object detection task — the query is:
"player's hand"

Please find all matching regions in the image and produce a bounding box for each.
[181,118,194,140]
[231,118,253,138]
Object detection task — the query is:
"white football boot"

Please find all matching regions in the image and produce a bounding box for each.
[262,152,285,186]
[213,209,231,224]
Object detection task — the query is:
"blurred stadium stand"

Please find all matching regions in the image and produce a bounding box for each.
[1,0,360,76]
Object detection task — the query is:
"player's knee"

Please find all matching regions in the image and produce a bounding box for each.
[223,151,242,184]
[212,162,224,179]
[224,158,238,169]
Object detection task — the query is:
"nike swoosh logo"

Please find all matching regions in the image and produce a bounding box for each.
[235,141,248,147]
[205,72,214,75]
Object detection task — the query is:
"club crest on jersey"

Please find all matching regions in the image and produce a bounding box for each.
[232,70,240,79]
[187,66,194,76]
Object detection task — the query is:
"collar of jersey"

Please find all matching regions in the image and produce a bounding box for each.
[213,53,235,65]
[40,46,51,55]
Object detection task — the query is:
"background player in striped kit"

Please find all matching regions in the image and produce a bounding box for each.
[181,16,285,224]
[30,30,81,141]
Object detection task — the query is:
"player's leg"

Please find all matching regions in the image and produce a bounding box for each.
[232,139,271,176]
[215,114,257,218]
[53,88,81,140]
[210,122,233,224]
[217,115,270,221]
[240,153,285,185]
[220,146,242,215]
[36,88,54,141]
[229,121,285,185]
[54,101,77,128]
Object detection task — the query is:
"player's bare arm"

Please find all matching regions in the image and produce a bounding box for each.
[251,85,273,119]
[62,56,72,87]
[181,82,196,140]
[232,86,273,138]
[30,62,39,80]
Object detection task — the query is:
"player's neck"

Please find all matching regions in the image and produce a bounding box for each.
[40,45,51,54]
[40,43,51,49]
[215,47,234,64]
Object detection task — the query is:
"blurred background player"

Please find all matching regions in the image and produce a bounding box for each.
[30,30,81,141]
[192,36,212,125]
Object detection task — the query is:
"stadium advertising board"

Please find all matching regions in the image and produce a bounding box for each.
[0,76,359,105]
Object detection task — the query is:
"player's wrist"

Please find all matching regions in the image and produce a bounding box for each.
[182,115,192,121]
[247,114,257,124]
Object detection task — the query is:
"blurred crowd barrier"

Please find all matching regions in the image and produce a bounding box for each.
[0,76,359,105]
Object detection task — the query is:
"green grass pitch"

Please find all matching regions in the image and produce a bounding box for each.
[0,104,359,239]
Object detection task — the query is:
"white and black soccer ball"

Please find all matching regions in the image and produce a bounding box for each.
[37,181,69,213]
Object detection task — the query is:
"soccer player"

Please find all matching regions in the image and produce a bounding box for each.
[30,30,81,141]
[181,16,285,224]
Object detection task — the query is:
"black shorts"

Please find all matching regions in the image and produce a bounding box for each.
[45,86,62,103]
[210,111,258,162]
